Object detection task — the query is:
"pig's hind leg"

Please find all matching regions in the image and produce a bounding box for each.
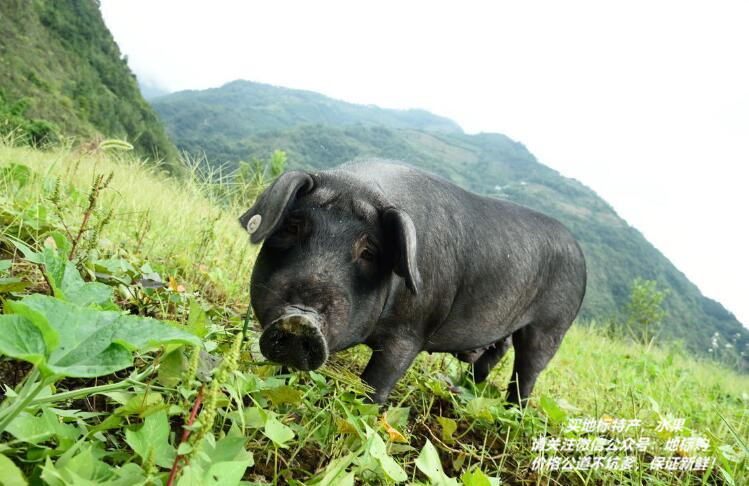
[470,335,512,383]
[506,318,571,406]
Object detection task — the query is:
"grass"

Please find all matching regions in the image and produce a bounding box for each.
[0,142,747,485]
[0,141,256,303]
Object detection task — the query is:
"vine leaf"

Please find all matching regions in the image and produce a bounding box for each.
[0,294,200,379]
[10,236,115,309]
[124,410,176,468]
[414,439,459,485]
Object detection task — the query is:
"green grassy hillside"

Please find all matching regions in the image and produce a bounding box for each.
[152,82,749,371]
[1,143,747,485]
[0,0,178,162]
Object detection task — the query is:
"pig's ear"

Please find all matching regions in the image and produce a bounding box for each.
[382,207,421,294]
[239,171,314,244]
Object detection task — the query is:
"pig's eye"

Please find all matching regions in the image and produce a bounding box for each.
[279,215,304,237]
[354,235,379,266]
[267,215,306,248]
[280,221,300,237]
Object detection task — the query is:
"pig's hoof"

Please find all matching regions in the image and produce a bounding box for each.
[363,393,387,405]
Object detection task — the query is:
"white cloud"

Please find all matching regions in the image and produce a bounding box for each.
[100,0,749,326]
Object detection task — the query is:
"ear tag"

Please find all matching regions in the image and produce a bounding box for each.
[247,214,262,234]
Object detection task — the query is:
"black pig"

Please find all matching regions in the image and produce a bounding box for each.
[239,160,586,404]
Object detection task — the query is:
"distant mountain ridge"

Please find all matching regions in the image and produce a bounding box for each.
[152,80,748,370]
[152,80,462,160]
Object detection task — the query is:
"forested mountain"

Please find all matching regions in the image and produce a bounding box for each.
[153,80,748,369]
[152,80,461,161]
[0,0,178,162]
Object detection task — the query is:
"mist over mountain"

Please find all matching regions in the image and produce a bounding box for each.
[138,78,171,100]
[153,80,748,369]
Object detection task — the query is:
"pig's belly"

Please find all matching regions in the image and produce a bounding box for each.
[423,314,524,353]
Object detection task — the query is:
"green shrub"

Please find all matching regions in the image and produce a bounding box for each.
[0,92,60,146]
[623,278,669,346]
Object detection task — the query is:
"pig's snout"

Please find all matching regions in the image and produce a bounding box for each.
[259,307,329,371]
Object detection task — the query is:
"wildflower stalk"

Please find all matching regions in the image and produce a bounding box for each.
[69,171,113,260]
[183,345,201,387]
[190,332,243,446]
[166,384,205,486]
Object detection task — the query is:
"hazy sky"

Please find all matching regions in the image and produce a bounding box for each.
[100,1,749,327]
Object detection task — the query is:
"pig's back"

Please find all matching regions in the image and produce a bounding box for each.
[339,159,586,348]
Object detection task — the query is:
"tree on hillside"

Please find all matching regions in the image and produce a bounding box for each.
[624,278,669,347]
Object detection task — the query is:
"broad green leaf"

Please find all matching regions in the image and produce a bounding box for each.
[4,296,60,352]
[40,457,67,486]
[0,315,47,366]
[5,294,199,378]
[0,163,32,186]
[92,258,136,277]
[177,464,206,486]
[51,245,114,308]
[62,276,115,309]
[415,439,458,485]
[334,471,356,486]
[158,348,187,387]
[45,407,101,419]
[315,453,355,486]
[115,392,166,418]
[5,412,54,444]
[111,315,200,351]
[204,456,253,484]
[0,259,12,273]
[7,238,43,265]
[177,443,193,455]
[540,395,567,424]
[87,415,123,435]
[335,416,358,435]
[42,408,82,448]
[40,446,114,486]
[49,343,131,379]
[0,452,28,486]
[58,446,114,483]
[262,385,302,406]
[108,463,147,486]
[263,414,295,447]
[241,407,266,429]
[101,391,133,405]
[465,397,502,421]
[208,436,253,465]
[461,468,493,486]
[47,232,72,259]
[186,299,209,338]
[437,416,458,445]
[0,277,30,293]
[365,427,407,483]
[177,435,253,485]
[124,410,176,468]
[386,407,410,429]
[9,239,114,308]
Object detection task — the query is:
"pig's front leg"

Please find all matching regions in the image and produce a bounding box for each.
[361,336,422,403]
